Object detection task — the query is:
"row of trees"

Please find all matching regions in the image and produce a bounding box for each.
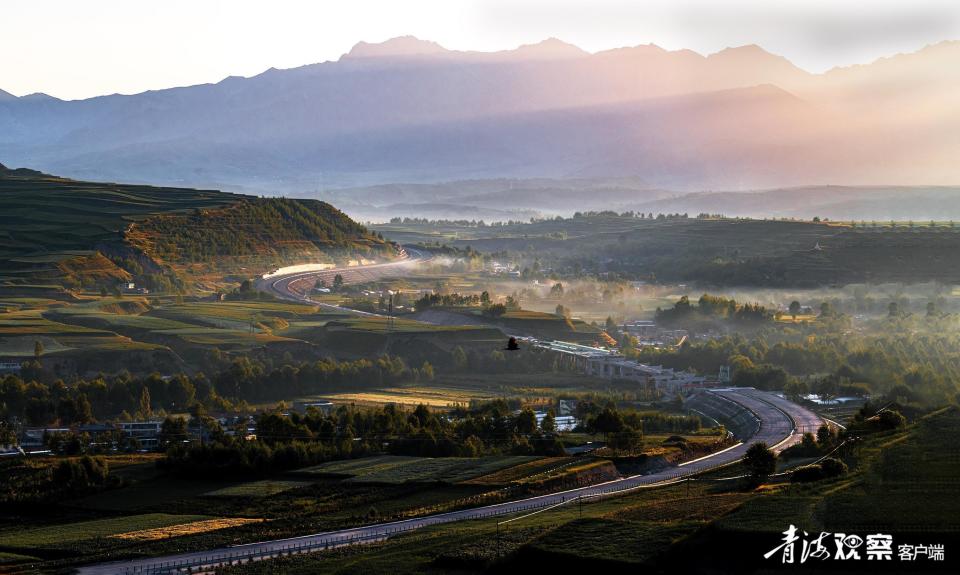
[159,397,718,480]
[161,401,565,478]
[746,402,908,486]
[1,455,115,503]
[636,329,960,407]
[1,342,578,426]
[656,294,773,327]
[415,291,485,310]
[0,353,431,426]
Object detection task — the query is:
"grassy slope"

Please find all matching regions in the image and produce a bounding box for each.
[0,513,210,548]
[127,197,390,276]
[657,406,960,573]
[0,166,390,287]
[0,293,517,374]
[0,167,232,284]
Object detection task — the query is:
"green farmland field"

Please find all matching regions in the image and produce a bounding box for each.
[0,513,209,549]
[298,455,541,485]
[205,480,314,498]
[347,456,540,484]
[154,327,292,346]
[462,457,576,485]
[0,551,39,565]
[297,455,423,478]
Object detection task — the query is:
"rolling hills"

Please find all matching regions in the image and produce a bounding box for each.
[0,164,393,292]
[376,214,960,287]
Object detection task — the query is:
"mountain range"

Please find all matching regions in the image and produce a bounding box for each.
[1,36,959,218]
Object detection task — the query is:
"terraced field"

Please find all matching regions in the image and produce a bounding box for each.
[461,457,577,486]
[327,316,482,334]
[0,168,232,283]
[298,455,541,485]
[0,166,391,287]
[205,480,315,498]
[348,456,540,484]
[0,552,40,565]
[0,306,167,359]
[415,308,602,343]
[154,327,292,347]
[152,301,323,329]
[0,292,516,375]
[0,297,328,373]
[297,456,424,478]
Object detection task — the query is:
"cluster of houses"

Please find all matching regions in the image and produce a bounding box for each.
[2,416,256,456]
[121,282,150,295]
[0,360,22,374]
[487,261,523,277]
[620,320,690,347]
[534,410,578,432]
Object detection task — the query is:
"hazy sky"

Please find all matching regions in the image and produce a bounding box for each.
[3,0,959,100]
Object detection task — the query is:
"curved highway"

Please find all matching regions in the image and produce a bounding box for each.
[76,388,821,575]
[254,247,430,315]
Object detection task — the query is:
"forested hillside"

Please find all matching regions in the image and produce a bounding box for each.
[0,164,392,292]
[381,214,960,287]
[127,198,388,271]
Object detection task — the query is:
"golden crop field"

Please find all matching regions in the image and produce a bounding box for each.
[324,386,492,408]
[111,518,264,542]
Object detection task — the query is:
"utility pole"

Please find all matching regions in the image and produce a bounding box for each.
[388,292,395,332]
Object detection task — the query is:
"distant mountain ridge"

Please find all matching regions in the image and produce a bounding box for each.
[1,37,957,200]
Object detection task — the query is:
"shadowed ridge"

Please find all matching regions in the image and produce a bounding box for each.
[0,162,47,178]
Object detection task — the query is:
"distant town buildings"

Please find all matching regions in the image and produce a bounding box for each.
[0,360,22,373]
[534,411,577,431]
[122,282,150,295]
[293,400,335,414]
[19,427,70,450]
[118,420,164,450]
[621,320,657,338]
[10,415,257,455]
[557,399,578,417]
[620,321,688,347]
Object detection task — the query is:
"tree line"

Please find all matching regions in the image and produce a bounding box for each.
[161,401,566,478]
[656,294,773,327]
[1,342,574,427]
[636,330,960,408]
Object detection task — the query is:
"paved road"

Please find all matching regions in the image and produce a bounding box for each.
[254,247,430,316]
[76,388,821,575]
